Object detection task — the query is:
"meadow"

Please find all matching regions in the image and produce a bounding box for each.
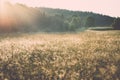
[0,30,120,80]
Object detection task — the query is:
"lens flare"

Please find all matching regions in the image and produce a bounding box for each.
[0,0,12,27]
[0,0,35,32]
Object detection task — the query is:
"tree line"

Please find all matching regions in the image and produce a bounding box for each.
[0,3,119,33]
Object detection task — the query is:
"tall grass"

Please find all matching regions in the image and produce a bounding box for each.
[0,30,120,80]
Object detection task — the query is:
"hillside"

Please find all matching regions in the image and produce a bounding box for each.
[38,7,114,26]
[0,3,115,33]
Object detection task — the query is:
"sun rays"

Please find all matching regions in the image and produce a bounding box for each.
[0,1,35,32]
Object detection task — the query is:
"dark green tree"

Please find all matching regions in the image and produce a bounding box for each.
[68,16,81,31]
[112,17,120,30]
[85,16,95,27]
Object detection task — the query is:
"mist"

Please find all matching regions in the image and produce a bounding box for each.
[0,2,114,33]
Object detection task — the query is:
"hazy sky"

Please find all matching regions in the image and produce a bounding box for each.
[7,0,120,17]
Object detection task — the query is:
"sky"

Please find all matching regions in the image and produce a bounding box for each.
[5,0,120,17]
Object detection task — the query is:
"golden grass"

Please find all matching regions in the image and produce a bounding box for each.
[0,30,120,80]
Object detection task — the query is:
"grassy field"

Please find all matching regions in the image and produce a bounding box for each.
[0,30,120,80]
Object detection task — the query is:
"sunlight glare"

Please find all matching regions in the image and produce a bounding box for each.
[0,0,8,16]
[0,0,15,29]
[0,0,35,31]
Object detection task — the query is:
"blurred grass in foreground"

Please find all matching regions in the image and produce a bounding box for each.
[0,30,120,80]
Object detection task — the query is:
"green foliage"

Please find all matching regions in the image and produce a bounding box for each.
[0,3,115,33]
[85,16,95,27]
[112,17,120,30]
[41,8,114,26]
[68,16,81,31]
[69,23,76,31]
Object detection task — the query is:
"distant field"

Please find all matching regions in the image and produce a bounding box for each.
[88,27,113,31]
[0,30,120,80]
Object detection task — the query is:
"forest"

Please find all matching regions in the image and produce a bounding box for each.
[0,3,115,33]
